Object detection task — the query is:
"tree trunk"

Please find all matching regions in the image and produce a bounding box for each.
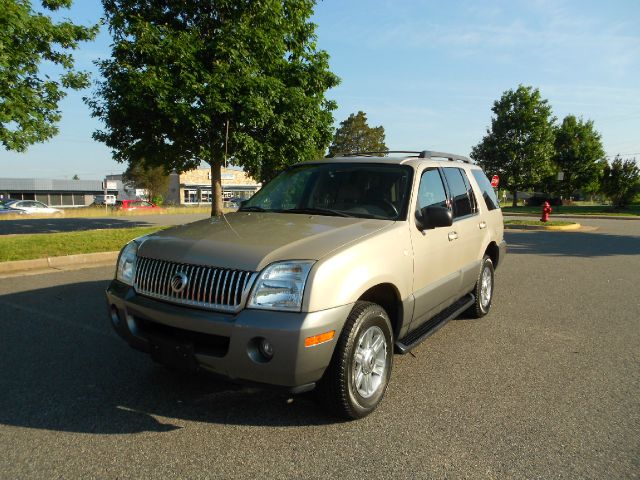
[512,190,518,207]
[209,160,224,217]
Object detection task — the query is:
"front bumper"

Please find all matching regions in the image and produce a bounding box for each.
[106,281,351,391]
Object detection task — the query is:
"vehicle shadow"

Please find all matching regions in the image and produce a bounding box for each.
[0,217,156,235]
[504,230,640,257]
[0,280,335,434]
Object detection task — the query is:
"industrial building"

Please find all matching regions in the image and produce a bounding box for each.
[166,166,261,205]
[0,178,121,207]
[0,166,260,208]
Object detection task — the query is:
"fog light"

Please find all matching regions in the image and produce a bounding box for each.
[259,339,274,359]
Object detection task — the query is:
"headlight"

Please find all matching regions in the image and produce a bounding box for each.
[116,236,148,285]
[247,261,315,312]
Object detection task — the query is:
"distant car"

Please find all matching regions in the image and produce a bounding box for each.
[115,200,161,211]
[224,196,243,208]
[94,194,117,205]
[0,205,25,215]
[4,200,63,215]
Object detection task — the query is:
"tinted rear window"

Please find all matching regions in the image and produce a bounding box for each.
[471,170,500,211]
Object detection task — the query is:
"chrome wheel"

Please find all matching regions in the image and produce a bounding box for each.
[480,265,493,309]
[352,325,387,398]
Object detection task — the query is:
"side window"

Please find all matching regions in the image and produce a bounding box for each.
[459,170,478,214]
[471,170,500,211]
[417,168,448,210]
[442,168,473,218]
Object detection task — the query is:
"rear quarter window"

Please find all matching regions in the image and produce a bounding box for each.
[471,170,500,211]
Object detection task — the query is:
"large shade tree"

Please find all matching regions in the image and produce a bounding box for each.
[553,115,605,199]
[471,85,556,206]
[0,0,98,151]
[328,111,387,156]
[88,0,339,216]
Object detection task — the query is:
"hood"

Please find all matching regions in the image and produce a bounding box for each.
[138,212,392,271]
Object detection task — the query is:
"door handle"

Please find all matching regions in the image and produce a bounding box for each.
[479,221,487,229]
[448,231,458,241]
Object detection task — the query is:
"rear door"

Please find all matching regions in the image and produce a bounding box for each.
[441,167,484,295]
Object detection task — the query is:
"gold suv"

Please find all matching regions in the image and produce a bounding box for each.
[106,151,506,419]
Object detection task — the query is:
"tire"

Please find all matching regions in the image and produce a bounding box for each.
[317,301,393,420]
[469,255,494,318]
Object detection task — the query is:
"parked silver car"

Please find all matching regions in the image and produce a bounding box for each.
[4,200,63,215]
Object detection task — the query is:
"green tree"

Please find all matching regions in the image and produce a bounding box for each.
[0,0,98,151]
[601,156,640,208]
[88,0,339,216]
[328,111,387,156]
[553,115,605,199]
[72,174,80,180]
[471,85,556,206]
[122,161,169,205]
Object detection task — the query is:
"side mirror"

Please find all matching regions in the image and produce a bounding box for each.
[415,205,453,230]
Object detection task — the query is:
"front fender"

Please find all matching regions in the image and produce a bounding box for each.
[302,223,413,312]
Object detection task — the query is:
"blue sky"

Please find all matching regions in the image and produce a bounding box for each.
[3,0,639,179]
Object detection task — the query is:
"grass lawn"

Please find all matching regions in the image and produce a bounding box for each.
[0,205,233,220]
[0,226,166,262]
[504,219,576,227]
[502,204,640,216]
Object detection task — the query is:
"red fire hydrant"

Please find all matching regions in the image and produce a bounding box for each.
[540,201,552,222]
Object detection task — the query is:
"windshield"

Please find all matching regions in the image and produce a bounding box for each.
[240,163,413,220]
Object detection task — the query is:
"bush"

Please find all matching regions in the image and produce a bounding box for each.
[528,196,562,207]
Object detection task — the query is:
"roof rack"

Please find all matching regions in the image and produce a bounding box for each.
[418,150,471,164]
[329,150,471,164]
[332,151,421,157]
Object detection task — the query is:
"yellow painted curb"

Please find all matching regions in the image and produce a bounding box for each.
[542,223,581,230]
[504,223,581,231]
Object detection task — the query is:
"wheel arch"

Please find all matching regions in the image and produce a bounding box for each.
[356,283,403,340]
[484,241,500,269]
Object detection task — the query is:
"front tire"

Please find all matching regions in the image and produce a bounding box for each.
[318,301,393,420]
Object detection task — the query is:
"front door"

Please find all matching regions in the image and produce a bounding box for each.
[409,167,462,329]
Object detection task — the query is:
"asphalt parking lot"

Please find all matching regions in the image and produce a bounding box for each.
[0,217,638,479]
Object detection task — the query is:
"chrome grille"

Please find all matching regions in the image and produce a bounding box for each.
[134,257,257,313]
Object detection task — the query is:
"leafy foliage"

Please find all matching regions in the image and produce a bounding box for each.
[328,111,387,156]
[122,161,169,204]
[0,0,98,151]
[471,85,556,206]
[601,156,640,208]
[553,115,605,198]
[88,0,339,216]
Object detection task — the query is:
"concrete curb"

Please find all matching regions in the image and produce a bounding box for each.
[503,212,639,221]
[0,251,118,275]
[505,222,581,231]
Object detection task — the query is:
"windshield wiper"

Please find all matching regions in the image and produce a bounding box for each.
[238,206,266,212]
[281,207,353,218]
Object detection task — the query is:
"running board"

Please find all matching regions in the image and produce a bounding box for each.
[395,293,475,354]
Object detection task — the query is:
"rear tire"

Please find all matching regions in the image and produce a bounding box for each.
[317,301,393,420]
[468,255,494,318]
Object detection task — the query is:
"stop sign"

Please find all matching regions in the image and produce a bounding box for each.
[490,175,500,188]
